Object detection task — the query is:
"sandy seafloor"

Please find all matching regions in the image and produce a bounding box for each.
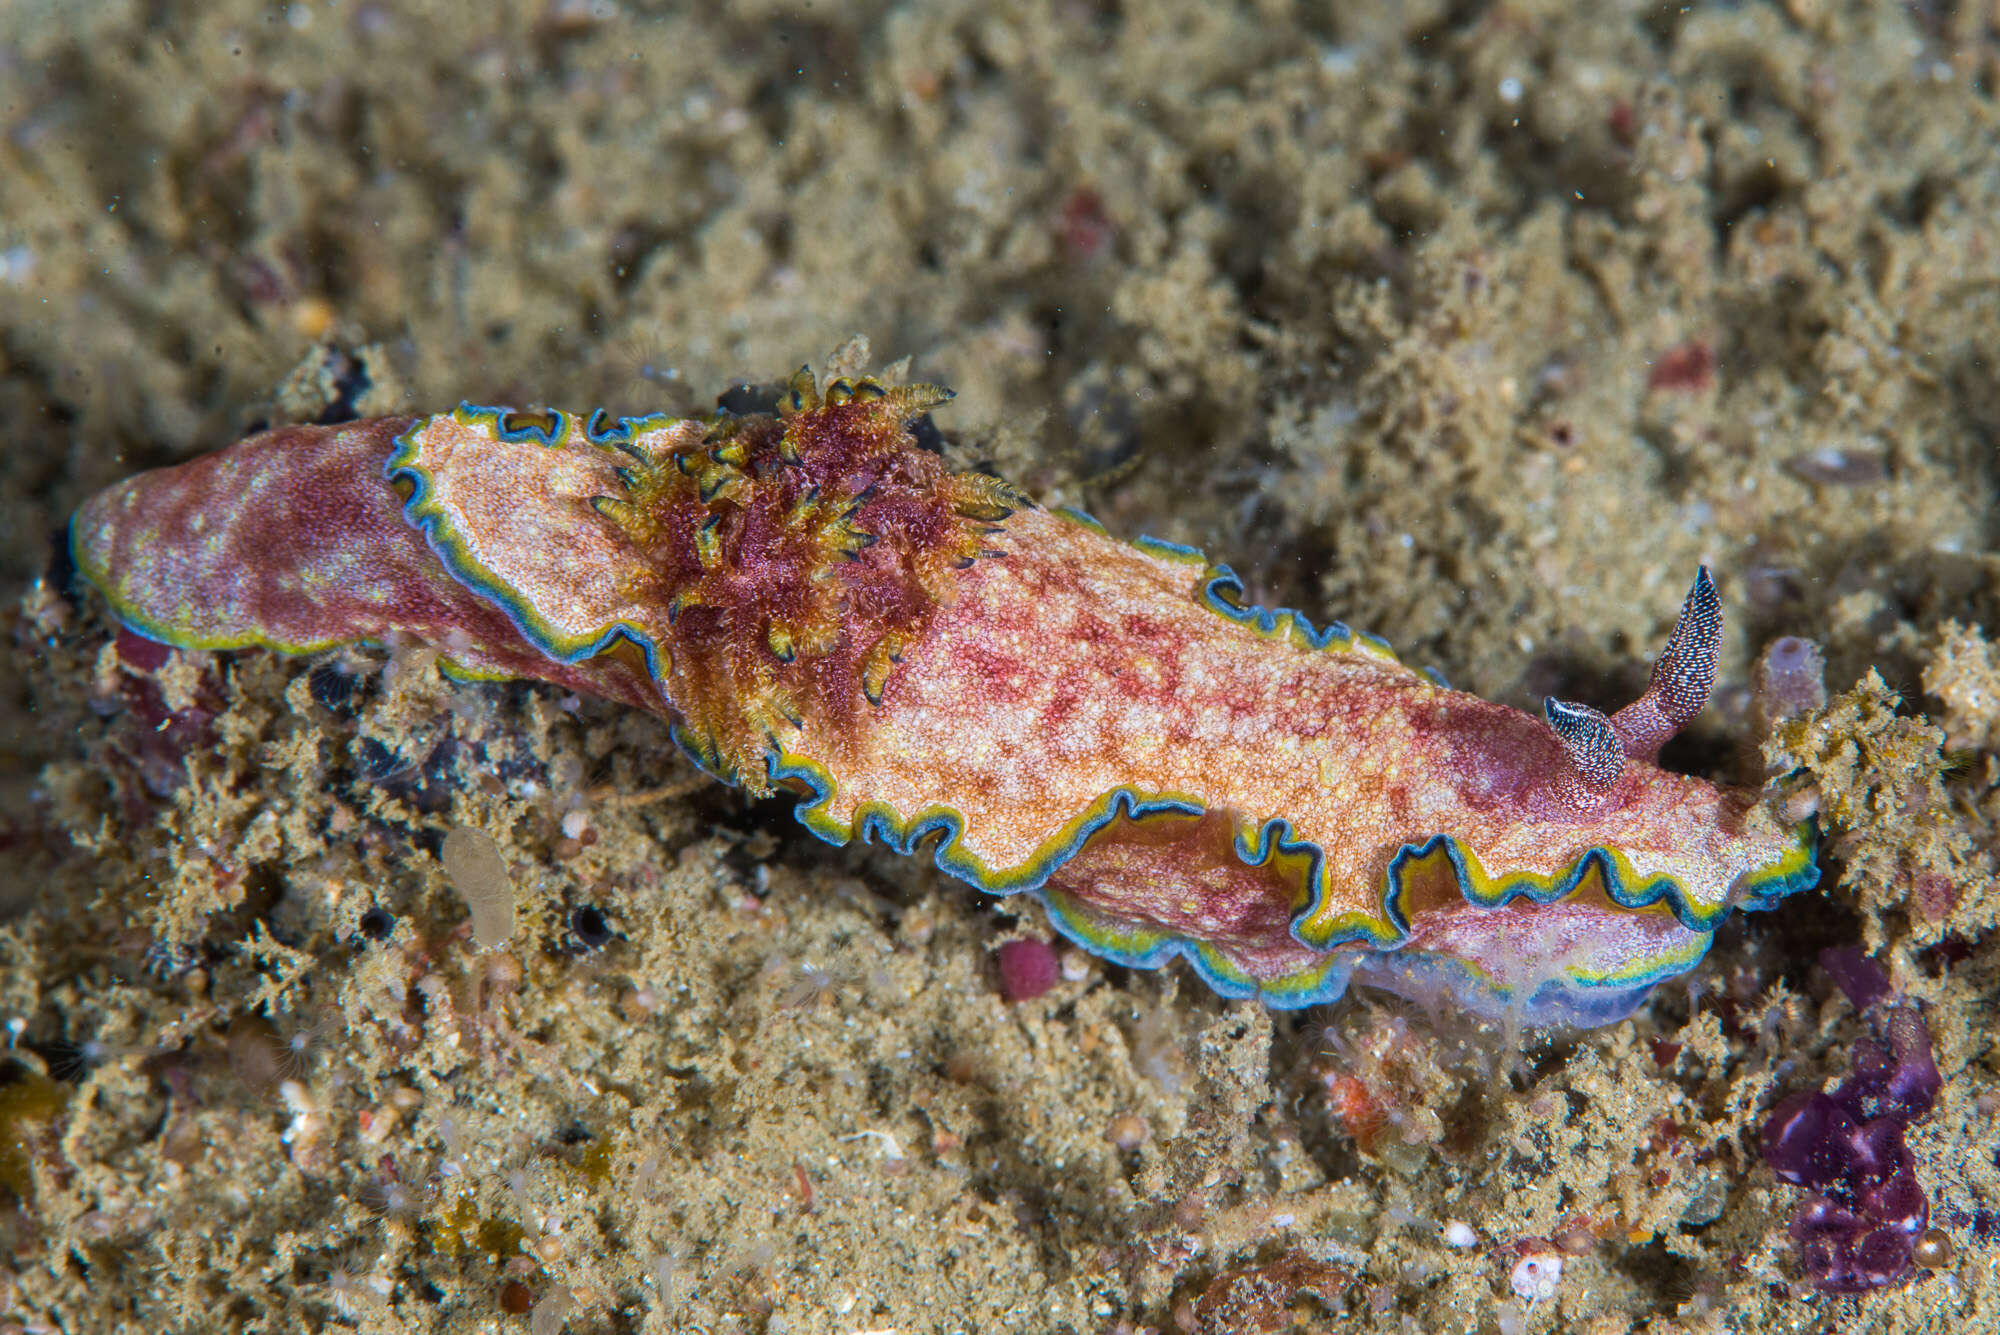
[4,1,2000,1331]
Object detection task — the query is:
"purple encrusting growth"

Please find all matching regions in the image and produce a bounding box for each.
[1760,947,1941,1292]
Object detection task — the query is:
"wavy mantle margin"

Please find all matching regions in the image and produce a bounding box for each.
[763,743,1821,1014]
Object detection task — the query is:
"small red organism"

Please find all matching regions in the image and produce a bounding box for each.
[1319,1070,1389,1154]
[1648,339,1715,393]
[1607,99,1638,145]
[1311,1011,1441,1156]
[995,938,1059,1001]
[1057,187,1115,267]
[792,1160,815,1214]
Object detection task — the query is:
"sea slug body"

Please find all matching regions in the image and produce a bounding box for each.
[71,367,1818,1025]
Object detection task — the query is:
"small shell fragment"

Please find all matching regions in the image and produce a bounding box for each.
[1510,1251,1563,1304]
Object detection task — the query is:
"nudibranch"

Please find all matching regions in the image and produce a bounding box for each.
[71,368,1817,1025]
